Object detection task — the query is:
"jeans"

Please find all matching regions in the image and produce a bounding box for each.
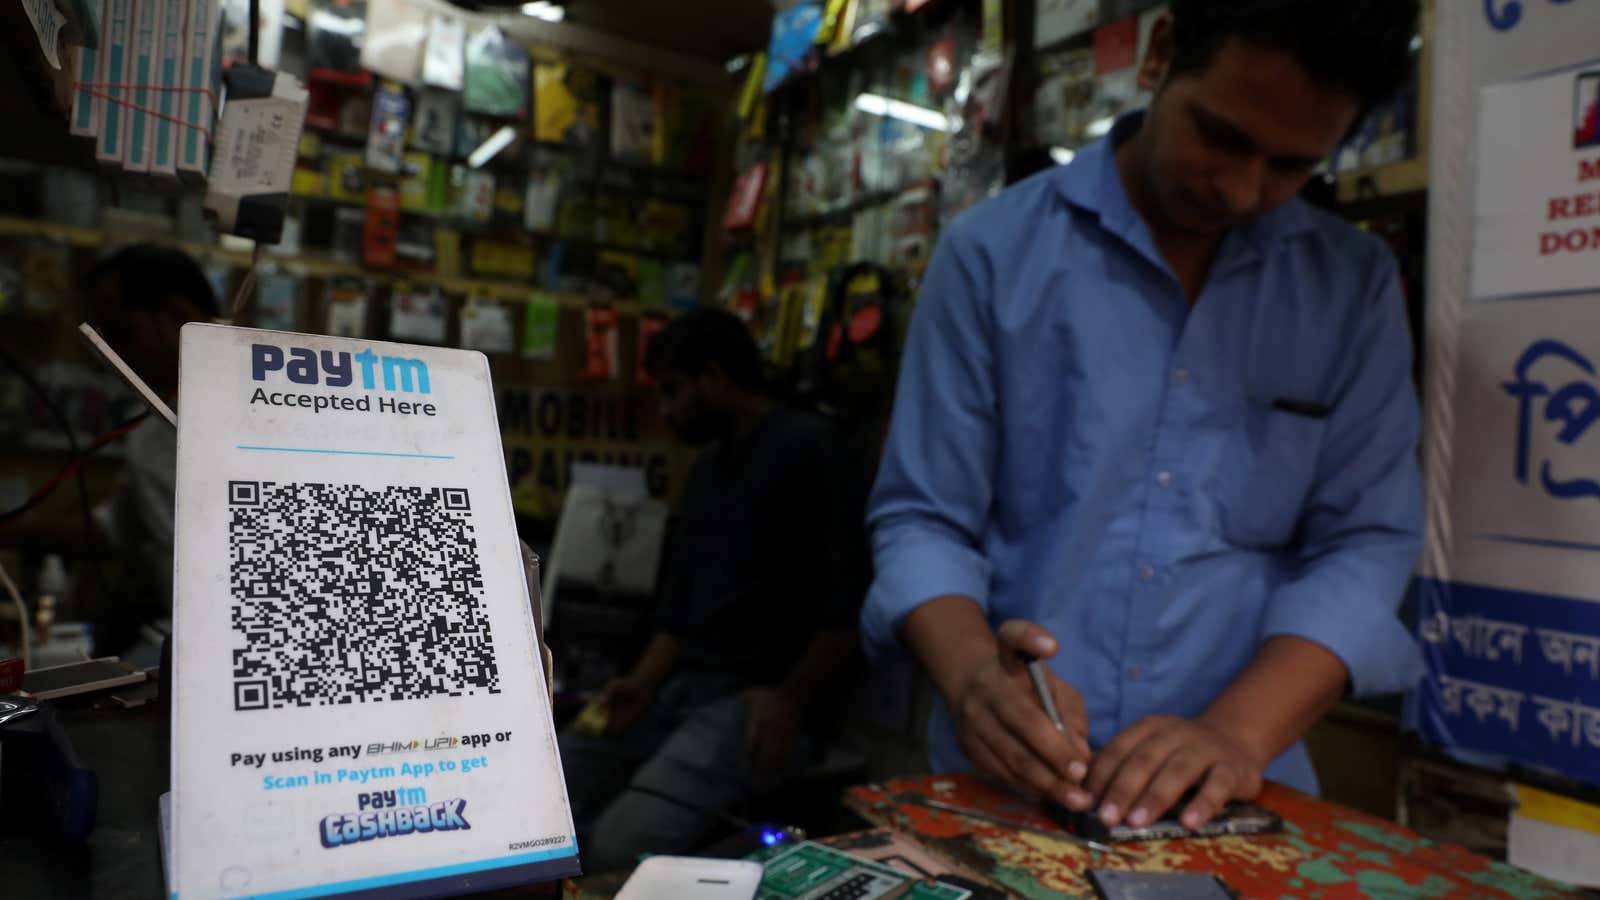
[558,670,810,873]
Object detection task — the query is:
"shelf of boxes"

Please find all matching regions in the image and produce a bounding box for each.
[0,215,672,318]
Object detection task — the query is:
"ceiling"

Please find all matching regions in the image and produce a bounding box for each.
[563,0,774,62]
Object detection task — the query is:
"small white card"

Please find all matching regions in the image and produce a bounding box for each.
[459,298,515,354]
[387,289,448,344]
[171,323,578,898]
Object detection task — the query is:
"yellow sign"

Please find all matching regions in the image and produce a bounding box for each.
[1514,784,1600,835]
[498,386,692,519]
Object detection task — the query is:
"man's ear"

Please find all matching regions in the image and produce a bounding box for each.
[1137,13,1174,93]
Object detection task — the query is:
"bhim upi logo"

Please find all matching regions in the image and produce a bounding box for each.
[1504,339,1600,499]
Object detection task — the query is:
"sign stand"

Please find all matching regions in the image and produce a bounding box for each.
[167,324,578,898]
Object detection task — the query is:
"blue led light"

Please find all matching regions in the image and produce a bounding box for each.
[761,831,781,846]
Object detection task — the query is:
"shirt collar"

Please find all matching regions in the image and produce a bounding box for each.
[1052,111,1315,257]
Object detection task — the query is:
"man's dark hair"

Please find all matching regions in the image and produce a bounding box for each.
[645,308,765,390]
[84,243,220,318]
[1168,0,1419,112]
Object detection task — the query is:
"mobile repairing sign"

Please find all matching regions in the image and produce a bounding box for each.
[171,323,578,898]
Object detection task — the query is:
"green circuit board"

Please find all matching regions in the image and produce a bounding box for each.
[754,841,970,900]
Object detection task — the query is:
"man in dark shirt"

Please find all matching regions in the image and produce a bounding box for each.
[557,310,862,871]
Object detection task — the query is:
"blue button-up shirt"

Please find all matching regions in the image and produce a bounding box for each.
[863,118,1424,792]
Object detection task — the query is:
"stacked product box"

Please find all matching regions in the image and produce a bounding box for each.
[80,0,221,183]
[94,0,132,165]
[122,0,160,174]
[149,0,187,179]
[69,0,105,138]
[179,0,223,184]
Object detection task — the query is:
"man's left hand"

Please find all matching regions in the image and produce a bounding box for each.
[743,687,803,786]
[1076,716,1264,830]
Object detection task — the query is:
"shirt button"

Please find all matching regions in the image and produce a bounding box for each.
[1137,564,1155,581]
[1174,368,1190,383]
[1127,665,1143,681]
[1155,471,1173,487]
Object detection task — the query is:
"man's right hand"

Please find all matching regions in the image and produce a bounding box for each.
[947,620,1093,807]
[598,674,656,736]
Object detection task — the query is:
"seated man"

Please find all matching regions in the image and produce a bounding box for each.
[558,309,863,872]
[12,244,218,660]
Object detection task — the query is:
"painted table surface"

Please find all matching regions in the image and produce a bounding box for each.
[844,774,1583,900]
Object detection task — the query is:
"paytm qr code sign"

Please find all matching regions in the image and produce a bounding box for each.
[171,324,578,899]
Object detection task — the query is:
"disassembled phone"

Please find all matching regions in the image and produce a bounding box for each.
[1047,799,1283,843]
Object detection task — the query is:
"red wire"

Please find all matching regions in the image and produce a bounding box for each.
[75,82,217,99]
[77,88,214,138]
[0,412,154,527]
[38,416,147,489]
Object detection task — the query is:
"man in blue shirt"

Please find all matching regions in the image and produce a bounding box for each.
[864,0,1423,834]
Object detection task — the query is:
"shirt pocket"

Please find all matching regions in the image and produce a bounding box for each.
[1216,403,1328,548]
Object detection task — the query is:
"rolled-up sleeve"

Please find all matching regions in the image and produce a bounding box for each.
[1261,250,1425,697]
[861,222,998,662]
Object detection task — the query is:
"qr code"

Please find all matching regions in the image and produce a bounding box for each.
[227,481,501,710]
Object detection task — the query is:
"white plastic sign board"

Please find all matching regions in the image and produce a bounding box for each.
[1416,296,1600,777]
[170,323,579,899]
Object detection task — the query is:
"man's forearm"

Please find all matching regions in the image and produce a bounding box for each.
[628,632,682,687]
[779,626,857,709]
[900,595,997,703]
[1199,635,1348,765]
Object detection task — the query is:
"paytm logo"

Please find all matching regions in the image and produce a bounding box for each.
[1504,339,1599,499]
[251,343,431,394]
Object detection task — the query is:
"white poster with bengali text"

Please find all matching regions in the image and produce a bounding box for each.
[1417,297,1600,781]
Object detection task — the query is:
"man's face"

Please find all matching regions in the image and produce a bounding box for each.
[656,369,729,447]
[1137,35,1362,236]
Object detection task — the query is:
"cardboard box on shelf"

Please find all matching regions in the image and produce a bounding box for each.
[149,0,186,179]
[122,0,162,173]
[362,185,400,267]
[178,0,223,184]
[95,0,133,166]
[70,0,105,139]
[399,152,432,212]
[327,152,366,202]
[365,80,410,174]
[534,60,600,148]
